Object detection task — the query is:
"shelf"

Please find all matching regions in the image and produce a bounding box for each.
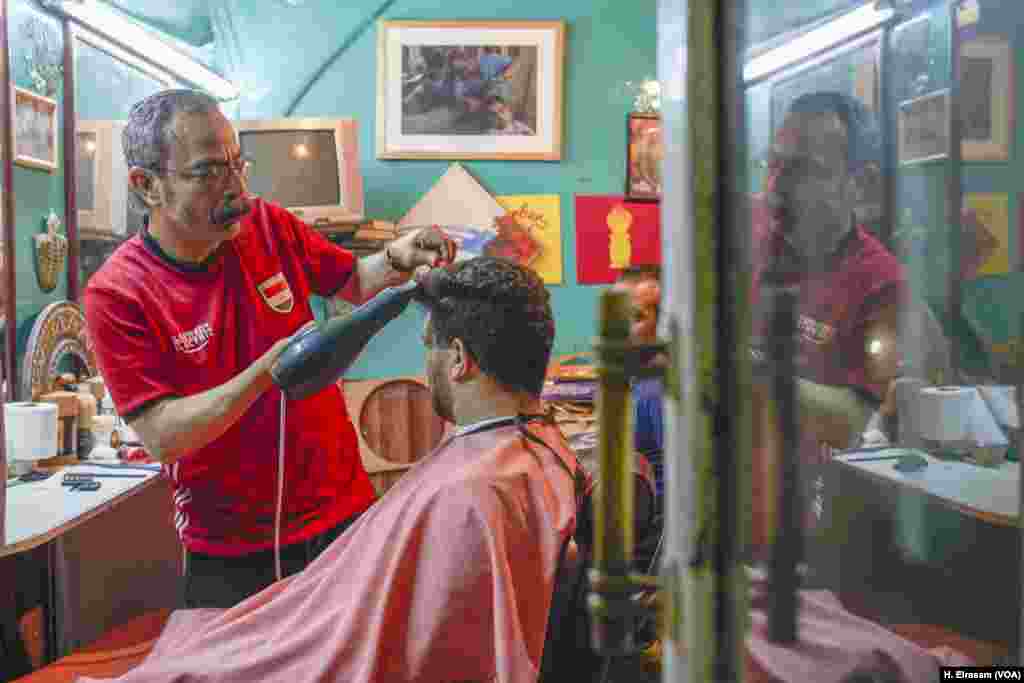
[78,229,130,244]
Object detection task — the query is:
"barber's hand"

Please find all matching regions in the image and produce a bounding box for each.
[256,320,319,377]
[387,226,457,271]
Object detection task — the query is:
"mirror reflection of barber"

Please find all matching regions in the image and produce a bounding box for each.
[752,92,908,454]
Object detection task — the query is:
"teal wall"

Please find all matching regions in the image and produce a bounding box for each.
[6,0,68,396]
[11,0,1023,388]
[216,0,656,379]
[61,0,656,381]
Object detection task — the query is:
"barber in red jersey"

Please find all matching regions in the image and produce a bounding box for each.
[749,92,907,555]
[83,90,456,608]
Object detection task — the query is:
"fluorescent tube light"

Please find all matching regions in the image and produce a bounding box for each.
[744,2,895,83]
[49,0,239,101]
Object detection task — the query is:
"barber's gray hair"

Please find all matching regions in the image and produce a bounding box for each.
[122,89,219,211]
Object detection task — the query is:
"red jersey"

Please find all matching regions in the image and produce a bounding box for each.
[83,198,376,556]
[751,198,906,403]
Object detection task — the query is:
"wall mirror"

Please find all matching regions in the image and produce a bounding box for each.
[1,0,15,398]
[73,29,177,289]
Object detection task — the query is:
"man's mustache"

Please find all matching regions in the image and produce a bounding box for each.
[210,193,253,226]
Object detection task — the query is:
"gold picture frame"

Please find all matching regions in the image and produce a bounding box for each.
[626,112,662,202]
[13,86,58,172]
[960,36,1014,162]
[376,20,565,160]
[897,89,950,165]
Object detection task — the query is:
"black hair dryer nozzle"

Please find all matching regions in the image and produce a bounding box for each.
[270,279,421,401]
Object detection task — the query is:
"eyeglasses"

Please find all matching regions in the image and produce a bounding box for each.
[157,156,252,183]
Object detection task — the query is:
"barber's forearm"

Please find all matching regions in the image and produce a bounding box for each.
[347,252,408,304]
[129,361,276,465]
[794,377,874,449]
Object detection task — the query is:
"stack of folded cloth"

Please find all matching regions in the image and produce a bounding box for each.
[542,380,597,403]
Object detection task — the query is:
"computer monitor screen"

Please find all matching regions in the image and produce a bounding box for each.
[240,130,341,208]
[236,118,364,227]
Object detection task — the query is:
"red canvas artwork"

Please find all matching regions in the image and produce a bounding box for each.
[575,195,661,284]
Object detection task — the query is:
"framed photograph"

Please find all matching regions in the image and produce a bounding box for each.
[898,89,950,165]
[626,113,662,201]
[376,20,565,160]
[960,36,1014,161]
[13,87,58,172]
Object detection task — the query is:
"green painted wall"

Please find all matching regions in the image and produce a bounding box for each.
[13,0,1023,387]
[217,0,656,379]
[6,0,68,397]
[60,0,655,382]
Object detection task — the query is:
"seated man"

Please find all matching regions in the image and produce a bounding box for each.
[74,257,580,683]
[612,264,665,504]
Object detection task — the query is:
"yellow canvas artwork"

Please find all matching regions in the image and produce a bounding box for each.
[496,195,563,284]
[966,193,1010,277]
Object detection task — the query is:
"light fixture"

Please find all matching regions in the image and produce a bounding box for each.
[744,2,895,84]
[292,142,310,159]
[44,0,239,101]
[83,138,96,154]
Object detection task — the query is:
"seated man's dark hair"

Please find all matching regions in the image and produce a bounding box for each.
[424,256,555,396]
[785,91,882,174]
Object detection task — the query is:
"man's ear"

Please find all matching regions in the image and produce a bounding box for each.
[128,167,162,209]
[449,338,477,382]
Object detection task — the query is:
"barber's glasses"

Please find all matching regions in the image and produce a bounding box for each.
[161,156,252,183]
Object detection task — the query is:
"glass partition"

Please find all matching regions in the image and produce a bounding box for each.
[72,29,176,289]
[736,0,1020,673]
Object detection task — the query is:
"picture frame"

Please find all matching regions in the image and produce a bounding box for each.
[376,20,565,160]
[626,112,662,202]
[897,89,950,165]
[13,86,58,172]
[960,36,1014,161]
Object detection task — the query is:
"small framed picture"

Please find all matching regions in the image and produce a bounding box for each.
[898,89,950,165]
[13,87,58,173]
[626,112,662,202]
[376,20,565,160]
[960,36,1014,161]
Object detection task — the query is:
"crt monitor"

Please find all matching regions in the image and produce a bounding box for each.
[235,118,365,227]
[76,119,146,237]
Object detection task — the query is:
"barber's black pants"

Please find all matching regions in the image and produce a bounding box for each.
[183,512,362,609]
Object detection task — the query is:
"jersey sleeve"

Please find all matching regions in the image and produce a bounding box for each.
[842,281,906,402]
[84,285,179,419]
[280,207,357,297]
[633,380,665,456]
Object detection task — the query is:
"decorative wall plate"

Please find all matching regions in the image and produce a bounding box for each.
[341,376,449,494]
[20,300,97,401]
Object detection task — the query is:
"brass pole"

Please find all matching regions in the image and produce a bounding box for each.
[589,288,636,654]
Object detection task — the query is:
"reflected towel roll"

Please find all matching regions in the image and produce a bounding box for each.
[917,386,973,444]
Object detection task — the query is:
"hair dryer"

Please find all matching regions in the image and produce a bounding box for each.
[270,269,448,401]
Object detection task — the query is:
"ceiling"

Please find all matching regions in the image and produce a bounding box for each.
[747,0,867,48]
[100,0,872,51]
[105,0,214,46]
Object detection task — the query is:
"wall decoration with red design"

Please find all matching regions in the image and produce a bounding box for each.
[575,195,661,285]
